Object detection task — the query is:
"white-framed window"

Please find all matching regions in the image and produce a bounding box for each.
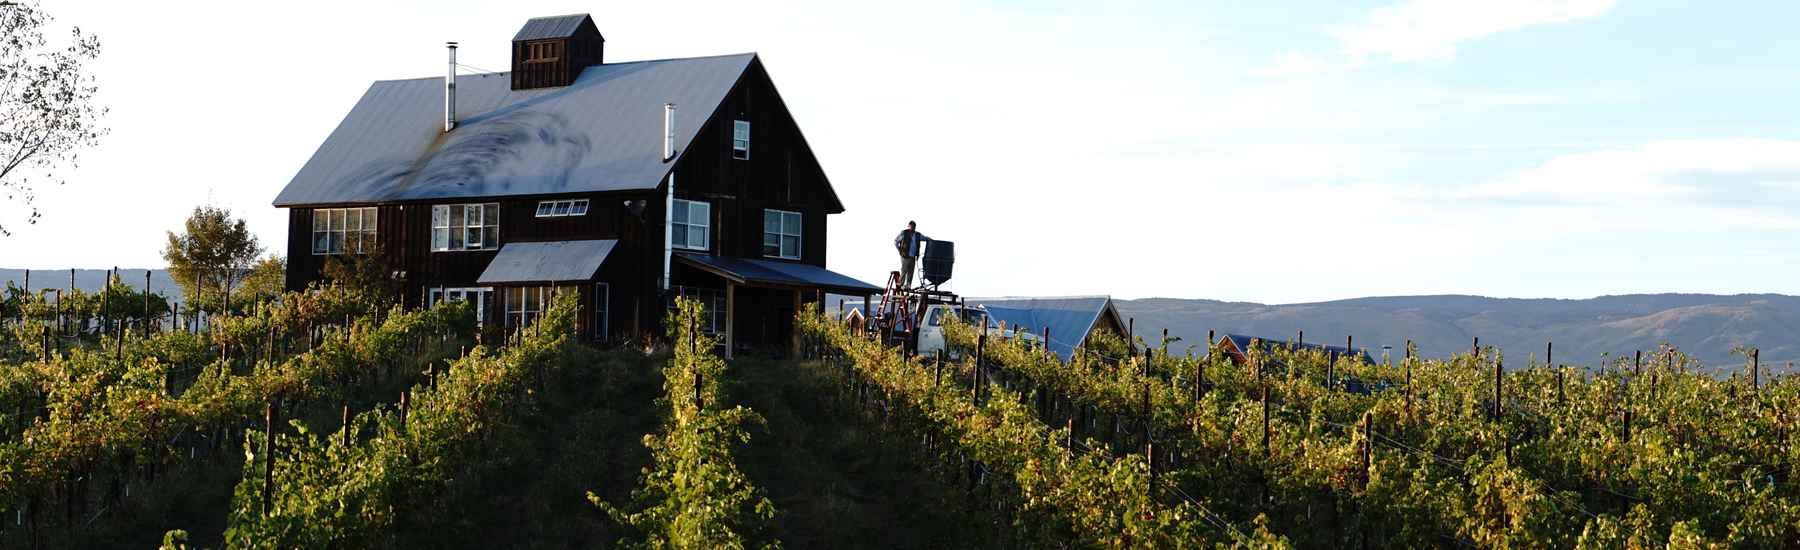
[312,207,378,255]
[594,282,609,341]
[535,199,589,218]
[671,199,710,251]
[432,203,499,251]
[670,285,725,334]
[426,287,493,324]
[762,209,802,260]
[505,286,565,329]
[732,120,750,160]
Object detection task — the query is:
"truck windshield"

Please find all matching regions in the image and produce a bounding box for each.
[959,309,986,326]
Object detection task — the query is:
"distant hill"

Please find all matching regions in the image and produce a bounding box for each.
[1,268,185,300]
[1116,294,1800,375]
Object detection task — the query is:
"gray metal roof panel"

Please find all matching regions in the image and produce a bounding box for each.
[965,296,1115,361]
[514,14,594,41]
[273,53,756,207]
[476,239,618,284]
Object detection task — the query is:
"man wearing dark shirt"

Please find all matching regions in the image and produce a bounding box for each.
[894,220,931,288]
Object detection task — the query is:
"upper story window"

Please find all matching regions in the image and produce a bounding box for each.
[535,199,589,218]
[312,207,378,255]
[732,120,750,160]
[671,199,710,251]
[524,40,561,63]
[762,209,801,260]
[432,203,499,252]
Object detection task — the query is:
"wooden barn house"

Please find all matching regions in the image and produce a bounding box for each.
[273,14,879,353]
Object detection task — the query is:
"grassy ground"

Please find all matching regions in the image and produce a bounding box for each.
[726,354,1004,549]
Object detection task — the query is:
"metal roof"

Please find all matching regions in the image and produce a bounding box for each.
[513,14,597,41]
[1221,333,1376,365]
[273,53,757,207]
[964,296,1119,361]
[476,239,617,284]
[675,253,881,294]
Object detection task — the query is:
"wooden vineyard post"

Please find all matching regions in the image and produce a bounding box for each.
[1623,353,1636,443]
[1261,382,1272,456]
[1162,328,1169,356]
[1142,348,1153,450]
[399,391,410,432]
[340,403,352,448]
[262,398,279,516]
[1359,411,1373,487]
[1194,350,1205,401]
[974,330,986,403]
[1127,318,1134,350]
[142,270,151,338]
[1752,348,1760,393]
[1065,418,1074,454]
[1403,340,1413,419]
[691,313,702,410]
[1492,356,1503,421]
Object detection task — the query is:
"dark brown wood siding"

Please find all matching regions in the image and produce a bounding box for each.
[284,55,844,348]
[667,59,836,269]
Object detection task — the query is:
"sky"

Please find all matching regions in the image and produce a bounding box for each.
[4,0,1800,304]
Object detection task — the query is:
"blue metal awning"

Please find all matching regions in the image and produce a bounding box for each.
[675,253,881,294]
[477,239,617,284]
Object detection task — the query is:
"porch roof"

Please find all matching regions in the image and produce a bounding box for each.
[477,239,618,285]
[675,253,881,295]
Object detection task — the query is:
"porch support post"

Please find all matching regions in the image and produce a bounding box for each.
[724,282,736,359]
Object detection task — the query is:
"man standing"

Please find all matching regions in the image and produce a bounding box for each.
[894,220,931,288]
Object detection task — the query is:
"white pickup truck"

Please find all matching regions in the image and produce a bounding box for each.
[914,303,1040,359]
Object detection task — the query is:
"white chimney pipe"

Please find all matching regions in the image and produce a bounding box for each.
[662,102,676,291]
[444,42,458,132]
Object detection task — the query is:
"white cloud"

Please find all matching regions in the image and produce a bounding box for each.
[1259,0,1616,75]
[1334,0,1617,63]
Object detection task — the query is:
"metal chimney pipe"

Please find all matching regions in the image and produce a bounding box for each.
[661,103,676,291]
[663,103,677,161]
[444,42,458,132]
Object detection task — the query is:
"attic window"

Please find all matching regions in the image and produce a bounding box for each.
[525,41,561,63]
[732,120,750,160]
[535,199,589,217]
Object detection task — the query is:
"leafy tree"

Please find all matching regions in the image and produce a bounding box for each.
[321,240,400,308]
[162,206,261,312]
[238,254,286,304]
[0,0,107,236]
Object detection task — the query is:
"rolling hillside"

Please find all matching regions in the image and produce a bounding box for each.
[1118,294,1800,374]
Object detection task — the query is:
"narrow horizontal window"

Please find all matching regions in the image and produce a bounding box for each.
[534,199,591,218]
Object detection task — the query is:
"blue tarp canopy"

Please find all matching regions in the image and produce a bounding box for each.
[477,239,617,284]
[676,253,881,294]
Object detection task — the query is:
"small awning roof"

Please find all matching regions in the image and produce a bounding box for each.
[477,239,617,285]
[676,253,881,294]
